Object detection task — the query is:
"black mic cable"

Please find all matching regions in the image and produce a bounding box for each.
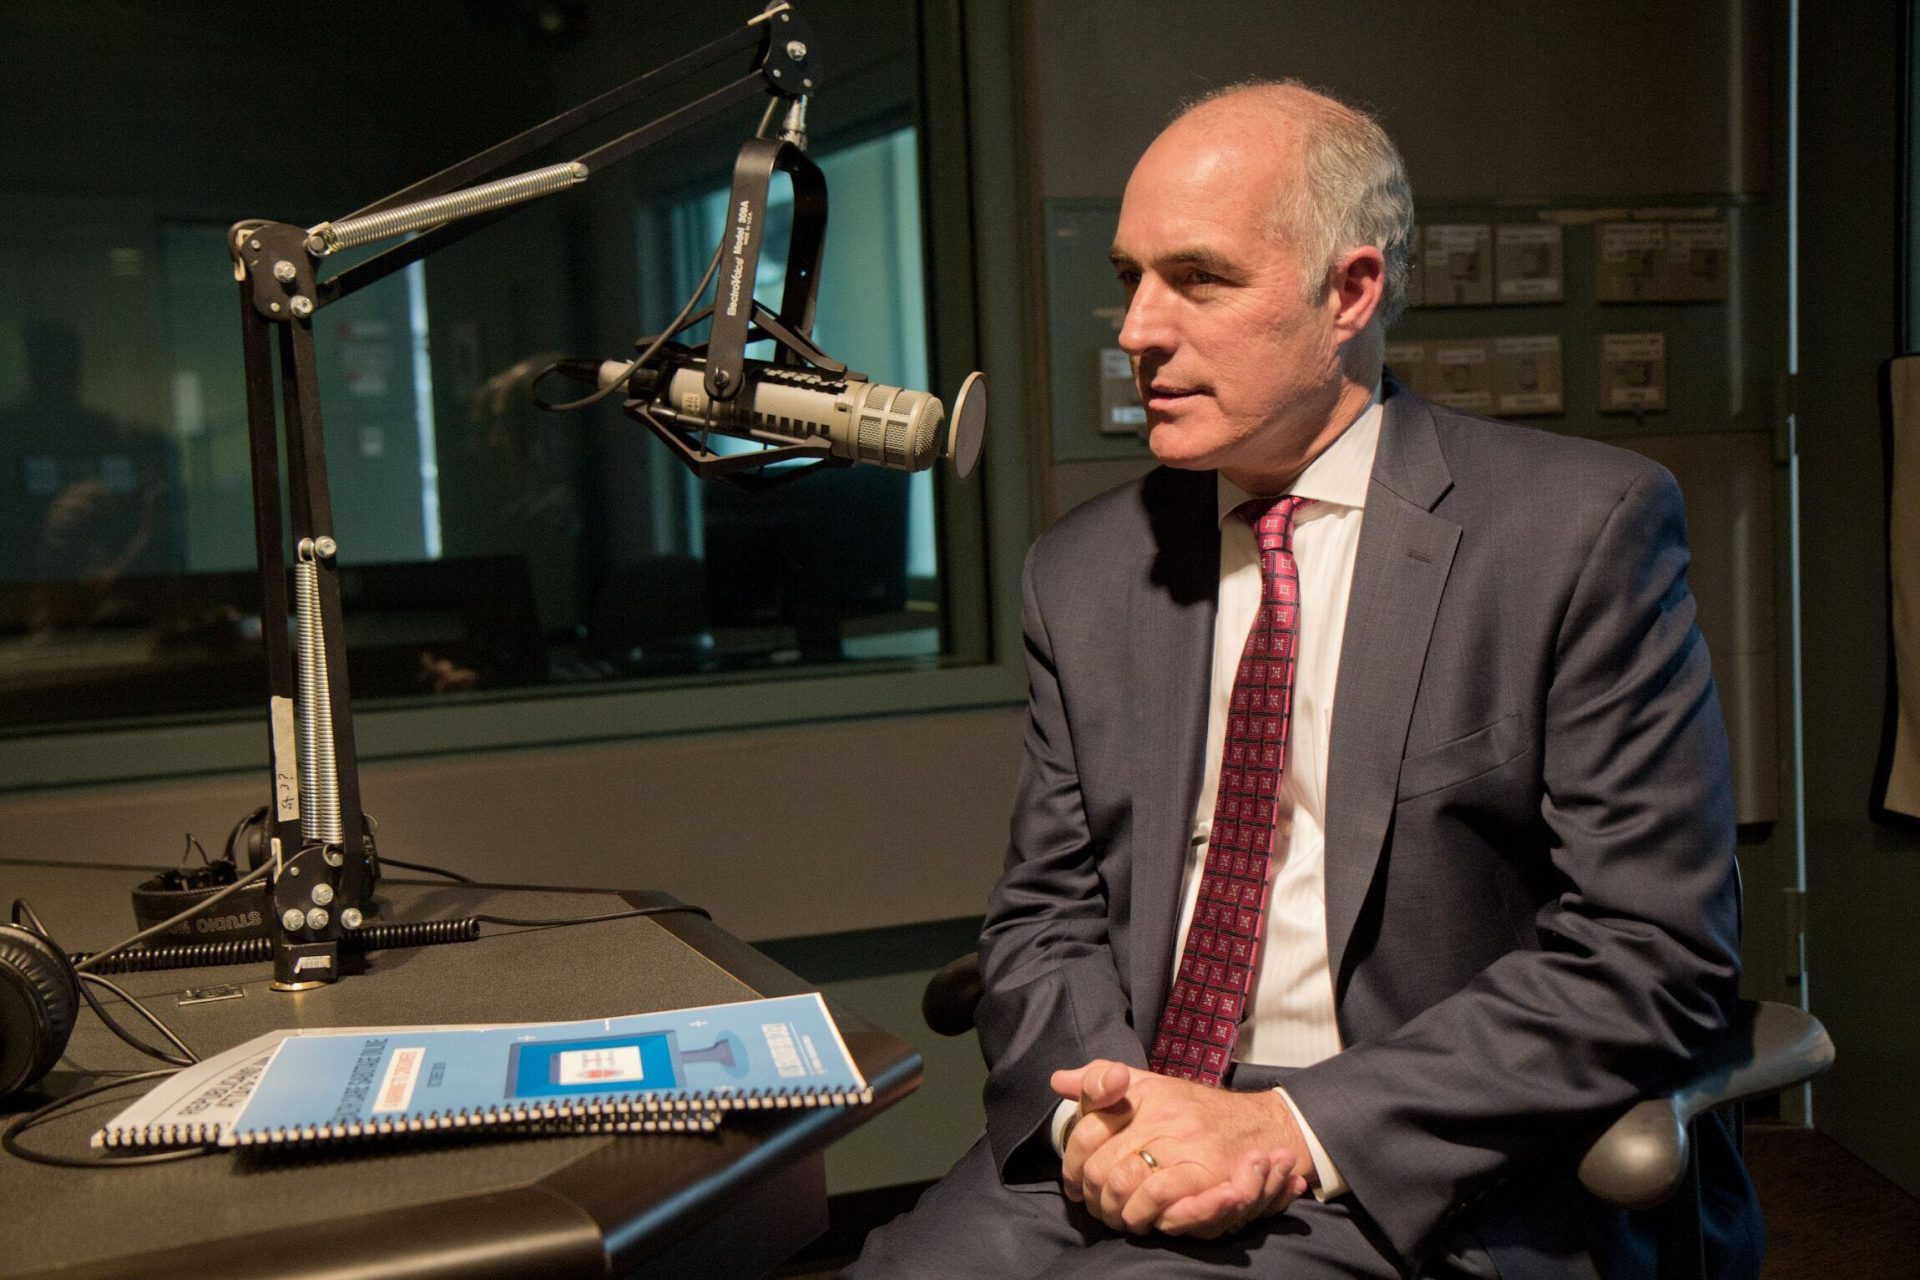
[535,95,784,416]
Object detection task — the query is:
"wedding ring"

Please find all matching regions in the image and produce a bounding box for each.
[1137,1149,1161,1172]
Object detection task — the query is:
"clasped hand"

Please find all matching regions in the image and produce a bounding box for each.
[1050,1060,1312,1239]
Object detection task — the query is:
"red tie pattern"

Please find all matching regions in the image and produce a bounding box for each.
[1148,495,1312,1085]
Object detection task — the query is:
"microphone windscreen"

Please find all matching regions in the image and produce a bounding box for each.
[845,383,944,472]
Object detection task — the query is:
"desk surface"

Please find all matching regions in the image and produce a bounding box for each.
[0,858,921,1279]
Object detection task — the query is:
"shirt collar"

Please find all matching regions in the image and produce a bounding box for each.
[1216,384,1384,527]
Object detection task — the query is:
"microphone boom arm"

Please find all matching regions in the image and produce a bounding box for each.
[223,3,822,989]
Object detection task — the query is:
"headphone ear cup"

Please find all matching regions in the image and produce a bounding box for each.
[0,923,79,1096]
[235,805,270,871]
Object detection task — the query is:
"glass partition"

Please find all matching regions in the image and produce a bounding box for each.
[0,2,985,739]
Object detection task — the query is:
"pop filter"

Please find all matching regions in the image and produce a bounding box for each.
[947,371,986,480]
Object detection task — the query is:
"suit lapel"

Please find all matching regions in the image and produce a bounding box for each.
[1129,469,1218,1040]
[1323,388,1459,988]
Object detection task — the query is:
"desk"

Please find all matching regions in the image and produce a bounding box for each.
[0,859,922,1278]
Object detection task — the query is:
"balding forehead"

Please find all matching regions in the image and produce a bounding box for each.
[1174,82,1359,143]
[1144,104,1303,193]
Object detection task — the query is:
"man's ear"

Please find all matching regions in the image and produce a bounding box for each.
[1327,245,1386,341]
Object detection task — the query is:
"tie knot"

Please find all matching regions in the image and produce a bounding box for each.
[1240,495,1313,553]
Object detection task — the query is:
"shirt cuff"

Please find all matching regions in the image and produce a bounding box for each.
[1275,1087,1347,1199]
[1049,1097,1080,1156]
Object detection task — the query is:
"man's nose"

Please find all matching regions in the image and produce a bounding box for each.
[1117,278,1174,359]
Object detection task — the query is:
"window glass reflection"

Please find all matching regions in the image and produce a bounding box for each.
[1,66,964,733]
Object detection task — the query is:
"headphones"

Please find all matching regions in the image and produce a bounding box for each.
[1,811,378,1097]
[230,804,271,871]
[0,919,78,1096]
[230,804,381,875]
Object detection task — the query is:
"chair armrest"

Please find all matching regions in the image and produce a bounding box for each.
[1577,999,1835,1209]
[922,952,983,1037]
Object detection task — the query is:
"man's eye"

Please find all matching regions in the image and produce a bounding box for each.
[1187,270,1219,287]
[1116,270,1141,288]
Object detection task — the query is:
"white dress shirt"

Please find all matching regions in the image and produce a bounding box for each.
[1051,387,1382,1200]
[1182,388,1381,1195]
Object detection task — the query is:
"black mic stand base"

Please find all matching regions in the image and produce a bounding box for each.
[270,942,339,992]
[266,843,358,990]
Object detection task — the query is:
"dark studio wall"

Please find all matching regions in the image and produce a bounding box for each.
[1797,0,1920,1198]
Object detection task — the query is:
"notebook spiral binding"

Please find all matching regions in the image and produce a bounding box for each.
[232,1111,717,1147]
[102,1105,719,1149]
[728,1084,876,1108]
[228,1095,715,1146]
[101,1118,227,1148]
[223,1082,874,1146]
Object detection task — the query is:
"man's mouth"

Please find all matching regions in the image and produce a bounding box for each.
[1144,384,1202,410]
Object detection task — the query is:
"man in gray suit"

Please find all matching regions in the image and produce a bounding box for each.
[853,82,1757,1278]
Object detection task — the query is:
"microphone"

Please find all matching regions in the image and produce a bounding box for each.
[566,354,985,478]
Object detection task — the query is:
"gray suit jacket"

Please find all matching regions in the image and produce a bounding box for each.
[976,383,1757,1276]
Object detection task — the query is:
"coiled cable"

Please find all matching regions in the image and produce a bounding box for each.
[71,917,481,974]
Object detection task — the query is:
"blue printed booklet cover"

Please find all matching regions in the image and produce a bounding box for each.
[222,992,868,1147]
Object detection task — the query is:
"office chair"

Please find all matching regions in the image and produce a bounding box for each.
[922,954,1832,1280]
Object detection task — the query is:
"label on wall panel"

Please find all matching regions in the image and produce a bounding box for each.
[1597,218,1730,302]
[1495,225,1565,303]
[1429,339,1494,411]
[1662,220,1731,301]
[1493,335,1565,415]
[1595,223,1667,301]
[1420,224,1494,306]
[1097,349,1145,436]
[1599,332,1668,412]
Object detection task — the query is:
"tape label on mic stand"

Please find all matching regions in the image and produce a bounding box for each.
[271,695,300,823]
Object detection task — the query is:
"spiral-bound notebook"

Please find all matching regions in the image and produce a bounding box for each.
[94,1019,718,1150]
[220,992,867,1148]
[96,1030,293,1149]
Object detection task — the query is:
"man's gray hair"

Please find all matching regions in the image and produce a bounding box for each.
[1186,81,1416,327]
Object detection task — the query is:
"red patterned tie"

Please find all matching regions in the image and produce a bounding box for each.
[1148,495,1312,1085]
